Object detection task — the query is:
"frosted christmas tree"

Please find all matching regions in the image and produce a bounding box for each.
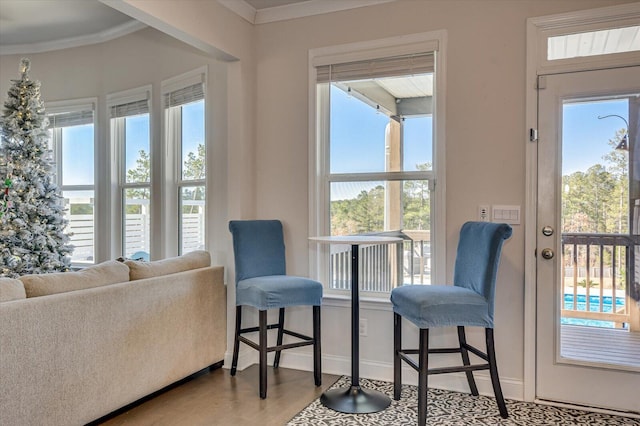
[0,58,73,277]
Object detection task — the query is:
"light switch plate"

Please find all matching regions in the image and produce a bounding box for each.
[492,205,520,225]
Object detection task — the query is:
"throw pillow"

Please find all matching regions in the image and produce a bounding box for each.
[125,250,211,281]
[20,260,130,298]
[0,277,27,302]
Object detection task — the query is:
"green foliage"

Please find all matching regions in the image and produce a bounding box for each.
[403,164,431,230]
[70,204,93,215]
[125,145,205,215]
[126,149,150,183]
[576,279,599,288]
[183,144,205,180]
[331,185,385,235]
[562,129,628,234]
[330,162,431,235]
[126,205,141,214]
[125,150,151,201]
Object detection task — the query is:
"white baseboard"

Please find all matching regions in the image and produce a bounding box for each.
[223,349,256,371]
[240,350,524,401]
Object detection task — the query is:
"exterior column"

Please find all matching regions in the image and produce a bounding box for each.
[385,118,402,230]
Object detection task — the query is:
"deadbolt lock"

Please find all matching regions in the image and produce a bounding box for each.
[542,226,554,236]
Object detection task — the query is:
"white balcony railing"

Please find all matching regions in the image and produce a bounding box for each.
[65,203,205,263]
[329,230,431,293]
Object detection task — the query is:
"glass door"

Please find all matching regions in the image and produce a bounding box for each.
[536,66,640,413]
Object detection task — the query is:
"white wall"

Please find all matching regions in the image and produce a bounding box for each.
[2,0,636,401]
[249,0,637,399]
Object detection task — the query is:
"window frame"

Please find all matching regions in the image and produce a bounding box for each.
[46,98,97,267]
[532,3,640,75]
[161,67,207,256]
[308,31,447,298]
[107,86,152,259]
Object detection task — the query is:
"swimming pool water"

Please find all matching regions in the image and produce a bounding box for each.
[561,294,626,328]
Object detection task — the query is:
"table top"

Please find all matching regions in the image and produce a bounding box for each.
[309,235,402,245]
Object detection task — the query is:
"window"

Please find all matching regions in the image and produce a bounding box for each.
[532,4,640,74]
[163,70,206,255]
[47,101,96,266]
[108,87,151,259]
[548,26,640,61]
[311,34,445,296]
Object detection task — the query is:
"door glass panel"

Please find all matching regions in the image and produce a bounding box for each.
[560,95,640,368]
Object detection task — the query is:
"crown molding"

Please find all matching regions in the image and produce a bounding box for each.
[219,0,394,25]
[255,0,393,24]
[0,20,147,56]
[218,0,257,24]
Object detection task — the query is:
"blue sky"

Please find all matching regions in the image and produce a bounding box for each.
[125,114,149,183]
[180,101,205,178]
[330,85,432,174]
[59,90,627,199]
[59,101,204,188]
[62,125,94,186]
[562,99,628,175]
[329,84,628,185]
[329,84,432,200]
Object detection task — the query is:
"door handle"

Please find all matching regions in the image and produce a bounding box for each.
[541,248,554,259]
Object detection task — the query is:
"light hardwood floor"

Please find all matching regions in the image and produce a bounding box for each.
[98,366,339,426]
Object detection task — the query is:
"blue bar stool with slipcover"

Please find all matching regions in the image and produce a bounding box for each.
[228,220,322,398]
[390,221,512,425]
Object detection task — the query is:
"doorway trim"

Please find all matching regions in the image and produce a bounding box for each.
[524,2,640,404]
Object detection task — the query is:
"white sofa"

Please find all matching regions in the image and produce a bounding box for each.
[0,251,226,426]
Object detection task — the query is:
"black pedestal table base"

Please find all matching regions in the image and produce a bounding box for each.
[320,385,391,414]
[309,236,401,415]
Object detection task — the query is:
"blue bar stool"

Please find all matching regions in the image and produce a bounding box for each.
[391,221,512,425]
[229,220,322,398]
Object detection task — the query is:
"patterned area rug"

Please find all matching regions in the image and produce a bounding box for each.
[287,376,640,425]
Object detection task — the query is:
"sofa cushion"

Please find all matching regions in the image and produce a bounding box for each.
[0,278,26,302]
[125,250,211,281]
[20,261,130,298]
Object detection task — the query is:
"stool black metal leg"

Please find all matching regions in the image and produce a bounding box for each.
[393,312,402,401]
[418,328,429,426]
[313,305,322,386]
[231,306,242,376]
[259,310,268,399]
[457,326,479,396]
[273,308,285,368]
[486,328,508,419]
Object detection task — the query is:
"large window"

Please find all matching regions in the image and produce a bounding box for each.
[312,36,444,296]
[108,87,151,259]
[163,71,206,254]
[47,101,96,266]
